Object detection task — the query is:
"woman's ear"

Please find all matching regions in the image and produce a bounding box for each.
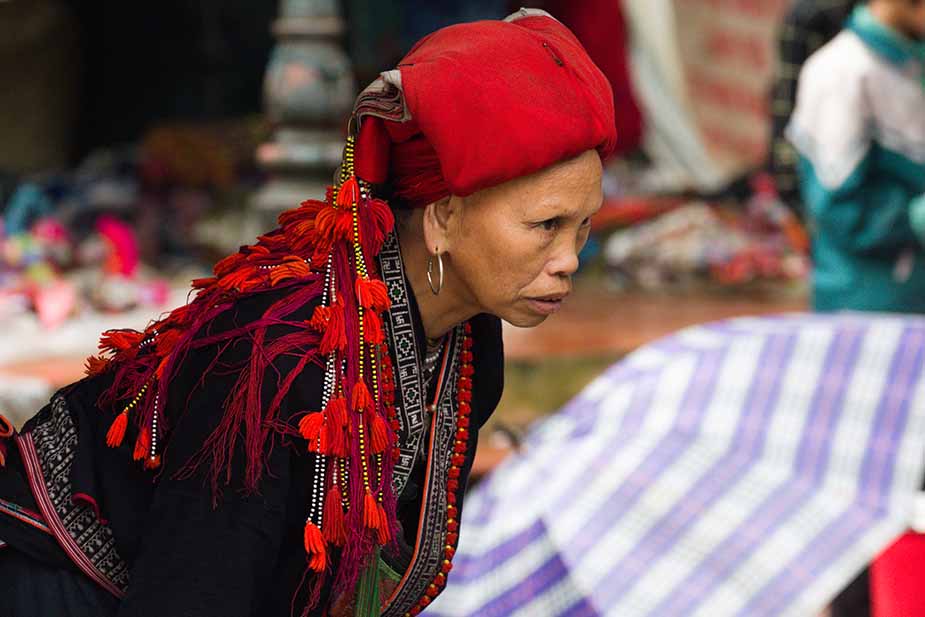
[422,196,457,253]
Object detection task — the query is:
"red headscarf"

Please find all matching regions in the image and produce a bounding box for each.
[355,8,617,208]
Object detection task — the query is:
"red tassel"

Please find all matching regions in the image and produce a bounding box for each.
[309,429,328,455]
[299,412,324,442]
[352,381,372,412]
[98,330,144,354]
[326,417,346,458]
[155,357,170,380]
[355,277,390,313]
[191,276,217,290]
[308,305,331,332]
[154,329,181,355]
[106,412,128,448]
[363,492,381,530]
[314,205,339,241]
[84,355,110,378]
[133,428,150,461]
[319,301,346,355]
[323,486,347,546]
[144,454,162,470]
[326,396,348,427]
[213,251,246,277]
[363,197,396,256]
[217,265,259,292]
[364,310,385,345]
[337,176,360,208]
[376,501,391,545]
[303,521,327,572]
[370,413,389,454]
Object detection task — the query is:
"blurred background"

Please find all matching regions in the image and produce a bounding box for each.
[0,0,809,456]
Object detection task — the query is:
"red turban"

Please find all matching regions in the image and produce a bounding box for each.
[354,8,617,209]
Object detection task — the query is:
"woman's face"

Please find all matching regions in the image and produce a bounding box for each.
[900,0,925,40]
[438,149,603,328]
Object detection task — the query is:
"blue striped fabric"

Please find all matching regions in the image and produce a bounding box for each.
[429,313,925,617]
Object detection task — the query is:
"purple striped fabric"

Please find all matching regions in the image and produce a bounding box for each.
[428,314,925,617]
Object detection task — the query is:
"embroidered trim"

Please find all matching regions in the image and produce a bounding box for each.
[0,498,51,535]
[17,396,129,597]
[382,329,462,617]
[378,232,428,496]
[377,231,463,617]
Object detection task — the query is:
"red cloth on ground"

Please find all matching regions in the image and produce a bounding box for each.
[544,0,644,156]
[356,11,617,208]
[871,531,925,617]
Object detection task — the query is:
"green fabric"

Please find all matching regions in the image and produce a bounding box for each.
[849,5,925,67]
[353,550,403,617]
[799,144,925,313]
[911,194,925,245]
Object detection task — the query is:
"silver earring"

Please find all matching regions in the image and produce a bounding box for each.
[427,249,444,295]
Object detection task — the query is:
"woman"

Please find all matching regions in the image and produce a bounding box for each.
[0,9,615,616]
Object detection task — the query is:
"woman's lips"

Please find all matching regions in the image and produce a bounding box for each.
[526,295,566,315]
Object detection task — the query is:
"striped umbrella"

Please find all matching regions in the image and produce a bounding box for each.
[428,313,925,617]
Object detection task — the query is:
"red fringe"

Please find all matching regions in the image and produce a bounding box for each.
[358,198,395,261]
[105,411,128,448]
[144,454,162,470]
[308,305,331,332]
[364,310,385,345]
[90,167,403,608]
[218,266,259,292]
[326,417,347,458]
[303,521,327,573]
[191,276,217,289]
[133,428,150,461]
[370,413,389,454]
[352,381,372,412]
[326,396,348,427]
[375,501,391,545]
[84,355,111,378]
[323,486,348,546]
[213,251,246,278]
[337,176,360,208]
[299,412,324,442]
[154,357,170,380]
[319,300,347,355]
[355,277,390,313]
[363,492,380,530]
[279,199,325,232]
[98,330,144,355]
[270,256,312,286]
[155,329,182,356]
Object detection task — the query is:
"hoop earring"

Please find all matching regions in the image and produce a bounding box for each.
[427,249,444,295]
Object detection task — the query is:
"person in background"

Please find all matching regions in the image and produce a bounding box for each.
[768,0,858,216]
[788,0,925,314]
[788,2,925,616]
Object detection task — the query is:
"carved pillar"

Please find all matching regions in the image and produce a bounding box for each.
[254,0,355,216]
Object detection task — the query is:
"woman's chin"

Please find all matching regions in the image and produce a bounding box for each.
[501,309,550,329]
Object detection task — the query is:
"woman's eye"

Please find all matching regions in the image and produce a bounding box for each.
[580,217,592,228]
[538,218,559,232]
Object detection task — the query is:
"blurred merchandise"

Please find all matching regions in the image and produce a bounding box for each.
[0,117,271,330]
[599,175,809,291]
